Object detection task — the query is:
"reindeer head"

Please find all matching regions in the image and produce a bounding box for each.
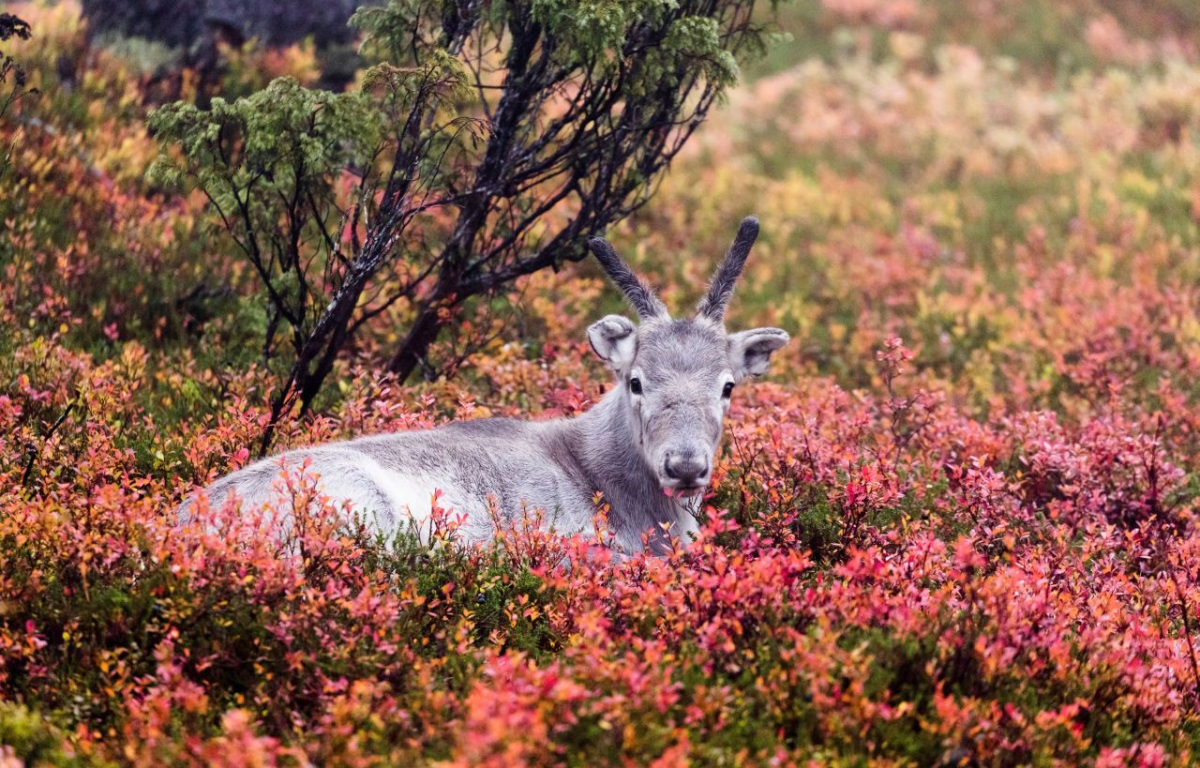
[587,216,791,499]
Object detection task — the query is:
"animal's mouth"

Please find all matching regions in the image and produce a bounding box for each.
[662,481,707,500]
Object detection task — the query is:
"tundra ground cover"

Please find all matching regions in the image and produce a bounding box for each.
[4,1,1200,765]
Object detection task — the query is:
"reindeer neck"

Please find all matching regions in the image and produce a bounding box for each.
[551,386,680,547]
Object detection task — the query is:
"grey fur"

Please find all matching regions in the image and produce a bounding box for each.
[696,216,760,322]
[185,218,790,556]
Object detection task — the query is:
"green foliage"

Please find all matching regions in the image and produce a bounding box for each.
[0,703,104,768]
[527,0,744,92]
[530,0,675,60]
[148,78,378,220]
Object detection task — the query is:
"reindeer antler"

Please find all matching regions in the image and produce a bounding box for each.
[696,216,760,323]
[588,237,669,320]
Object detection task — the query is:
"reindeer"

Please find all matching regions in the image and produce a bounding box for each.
[186,217,790,554]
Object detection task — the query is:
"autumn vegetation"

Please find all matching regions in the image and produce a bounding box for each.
[3,0,1200,765]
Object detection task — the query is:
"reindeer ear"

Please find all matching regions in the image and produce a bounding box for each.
[587,315,637,370]
[729,328,790,380]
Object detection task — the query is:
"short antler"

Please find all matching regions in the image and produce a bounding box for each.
[588,237,669,320]
[696,216,760,323]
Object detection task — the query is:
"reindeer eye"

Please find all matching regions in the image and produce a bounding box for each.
[629,377,643,396]
[722,382,735,399]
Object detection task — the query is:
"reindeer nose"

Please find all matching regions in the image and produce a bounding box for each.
[664,451,708,486]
